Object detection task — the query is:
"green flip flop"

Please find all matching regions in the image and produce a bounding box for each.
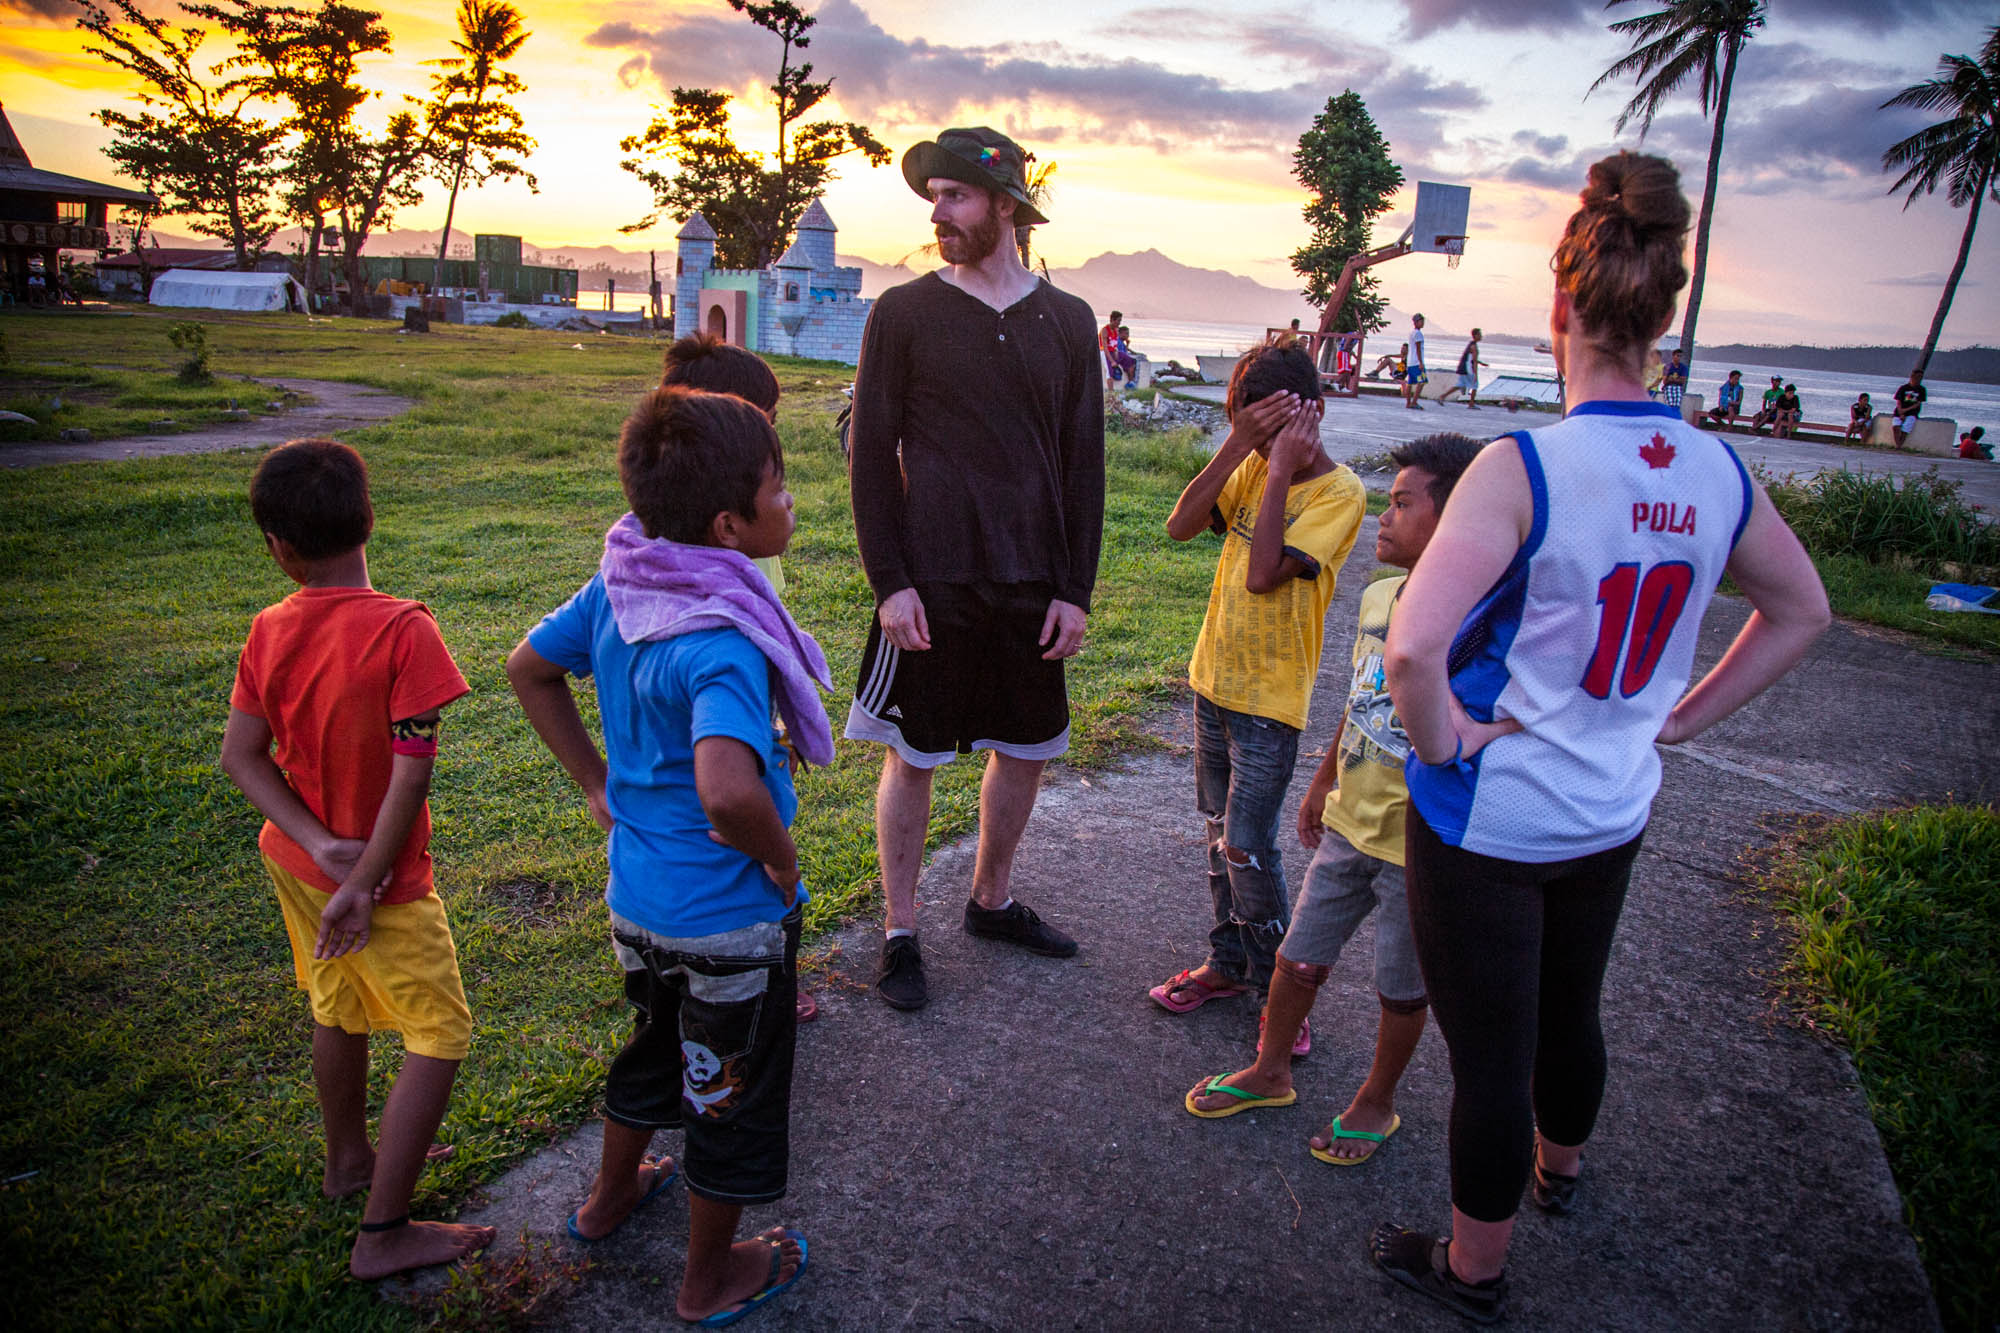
[1184,1074,1299,1119]
[1310,1112,1401,1165]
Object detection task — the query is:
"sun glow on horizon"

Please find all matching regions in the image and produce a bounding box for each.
[3,0,1995,346]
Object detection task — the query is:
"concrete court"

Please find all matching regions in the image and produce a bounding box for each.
[1173,380,2000,514]
[405,503,1994,1331]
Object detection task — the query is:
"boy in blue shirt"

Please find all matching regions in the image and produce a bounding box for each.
[508,386,831,1325]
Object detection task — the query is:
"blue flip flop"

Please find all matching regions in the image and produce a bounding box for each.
[565,1157,679,1243]
[695,1228,809,1327]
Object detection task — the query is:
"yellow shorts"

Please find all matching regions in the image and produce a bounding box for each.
[266,857,473,1060]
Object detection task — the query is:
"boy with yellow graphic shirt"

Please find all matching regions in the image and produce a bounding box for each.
[1183,434,1483,1161]
[1153,344,1364,1042]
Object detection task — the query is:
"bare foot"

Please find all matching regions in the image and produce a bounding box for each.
[676,1226,804,1323]
[349,1219,496,1280]
[323,1142,456,1200]
[1186,1066,1292,1114]
[569,1155,677,1241]
[1311,1093,1397,1161]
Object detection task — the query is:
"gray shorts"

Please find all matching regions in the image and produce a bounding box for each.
[1280,829,1427,1011]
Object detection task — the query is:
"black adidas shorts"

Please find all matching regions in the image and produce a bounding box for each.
[844,582,1070,767]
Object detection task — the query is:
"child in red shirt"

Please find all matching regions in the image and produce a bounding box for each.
[220,437,490,1281]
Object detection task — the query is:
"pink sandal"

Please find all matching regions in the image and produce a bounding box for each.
[1260,1010,1313,1058]
[1149,968,1248,1014]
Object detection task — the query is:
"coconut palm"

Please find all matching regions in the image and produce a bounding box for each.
[1589,1,1766,383]
[1881,25,2000,380]
[427,0,535,291]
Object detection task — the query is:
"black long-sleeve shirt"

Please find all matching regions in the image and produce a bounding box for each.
[848,272,1106,611]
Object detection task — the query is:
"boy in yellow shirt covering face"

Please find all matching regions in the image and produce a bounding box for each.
[1153,345,1364,1038]
[1182,433,1484,1170]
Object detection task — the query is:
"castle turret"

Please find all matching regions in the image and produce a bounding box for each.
[673,212,717,338]
[774,238,812,339]
[793,198,837,276]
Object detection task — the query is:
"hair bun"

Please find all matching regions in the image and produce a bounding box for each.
[1581,150,1690,233]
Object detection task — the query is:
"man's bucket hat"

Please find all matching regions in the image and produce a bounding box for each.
[902,127,1048,226]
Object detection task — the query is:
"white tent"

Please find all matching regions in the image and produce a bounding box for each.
[148,268,307,313]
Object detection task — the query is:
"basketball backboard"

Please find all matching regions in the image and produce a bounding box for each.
[1412,181,1471,255]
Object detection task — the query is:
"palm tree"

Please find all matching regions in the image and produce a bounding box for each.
[1589,1,1766,384]
[427,0,534,292]
[1015,157,1057,271]
[1881,25,2000,380]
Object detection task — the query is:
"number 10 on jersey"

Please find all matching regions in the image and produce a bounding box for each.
[1581,561,1695,699]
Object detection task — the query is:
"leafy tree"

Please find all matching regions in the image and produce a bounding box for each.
[425,0,536,292]
[196,0,434,313]
[1291,90,1404,336]
[1881,25,2000,380]
[329,108,435,311]
[77,0,283,268]
[619,0,887,269]
[1590,0,1767,382]
[191,0,385,306]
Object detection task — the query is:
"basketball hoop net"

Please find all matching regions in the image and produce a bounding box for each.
[1440,236,1466,270]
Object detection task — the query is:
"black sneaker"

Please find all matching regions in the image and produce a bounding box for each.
[875,935,928,1011]
[962,898,1077,958]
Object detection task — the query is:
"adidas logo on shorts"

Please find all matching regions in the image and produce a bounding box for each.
[885,705,903,719]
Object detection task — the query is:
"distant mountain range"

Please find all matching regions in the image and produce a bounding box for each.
[139,226,1324,327]
[118,230,1995,376]
[1698,344,2000,385]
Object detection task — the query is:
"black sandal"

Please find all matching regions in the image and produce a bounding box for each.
[1532,1157,1579,1215]
[1369,1222,1507,1325]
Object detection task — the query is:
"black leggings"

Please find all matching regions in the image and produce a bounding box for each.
[1405,807,1644,1224]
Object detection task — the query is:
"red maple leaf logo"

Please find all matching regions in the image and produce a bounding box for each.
[1639,433,1676,469]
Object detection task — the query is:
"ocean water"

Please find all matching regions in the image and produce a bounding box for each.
[578,292,1998,433]
[1119,315,2000,432]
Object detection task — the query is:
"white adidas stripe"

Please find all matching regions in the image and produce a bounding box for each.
[859,638,899,715]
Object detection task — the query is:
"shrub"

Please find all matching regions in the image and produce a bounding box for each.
[167,321,211,384]
[493,311,531,329]
[1756,464,2000,577]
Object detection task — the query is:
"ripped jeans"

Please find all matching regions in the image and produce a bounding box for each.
[1192,695,1301,992]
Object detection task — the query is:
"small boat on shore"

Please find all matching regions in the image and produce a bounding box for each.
[1196,352,1245,384]
[1484,374,1564,406]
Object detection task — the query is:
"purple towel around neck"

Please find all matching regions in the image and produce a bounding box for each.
[599,513,836,766]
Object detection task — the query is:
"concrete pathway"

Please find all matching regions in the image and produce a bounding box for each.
[0,377,413,469]
[400,509,1991,1330]
[1176,382,2000,512]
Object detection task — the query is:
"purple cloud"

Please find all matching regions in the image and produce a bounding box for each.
[1402,0,1596,38]
[1401,0,1986,38]
[3,0,82,17]
[587,0,1486,159]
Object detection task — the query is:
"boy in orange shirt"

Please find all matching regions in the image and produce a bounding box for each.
[220,437,492,1281]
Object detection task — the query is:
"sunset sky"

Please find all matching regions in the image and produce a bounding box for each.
[5,0,1996,345]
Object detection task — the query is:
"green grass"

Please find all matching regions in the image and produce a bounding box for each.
[1754,465,2000,654]
[1804,553,2000,654]
[0,308,1222,1329]
[1762,804,2000,1331]
[0,357,285,443]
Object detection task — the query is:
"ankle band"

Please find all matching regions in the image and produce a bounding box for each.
[358,1214,410,1233]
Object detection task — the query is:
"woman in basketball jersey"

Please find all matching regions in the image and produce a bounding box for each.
[1367,152,1830,1322]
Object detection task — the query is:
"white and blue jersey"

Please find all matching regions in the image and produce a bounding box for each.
[1407,401,1754,862]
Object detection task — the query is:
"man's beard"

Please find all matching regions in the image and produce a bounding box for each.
[936,204,1005,265]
